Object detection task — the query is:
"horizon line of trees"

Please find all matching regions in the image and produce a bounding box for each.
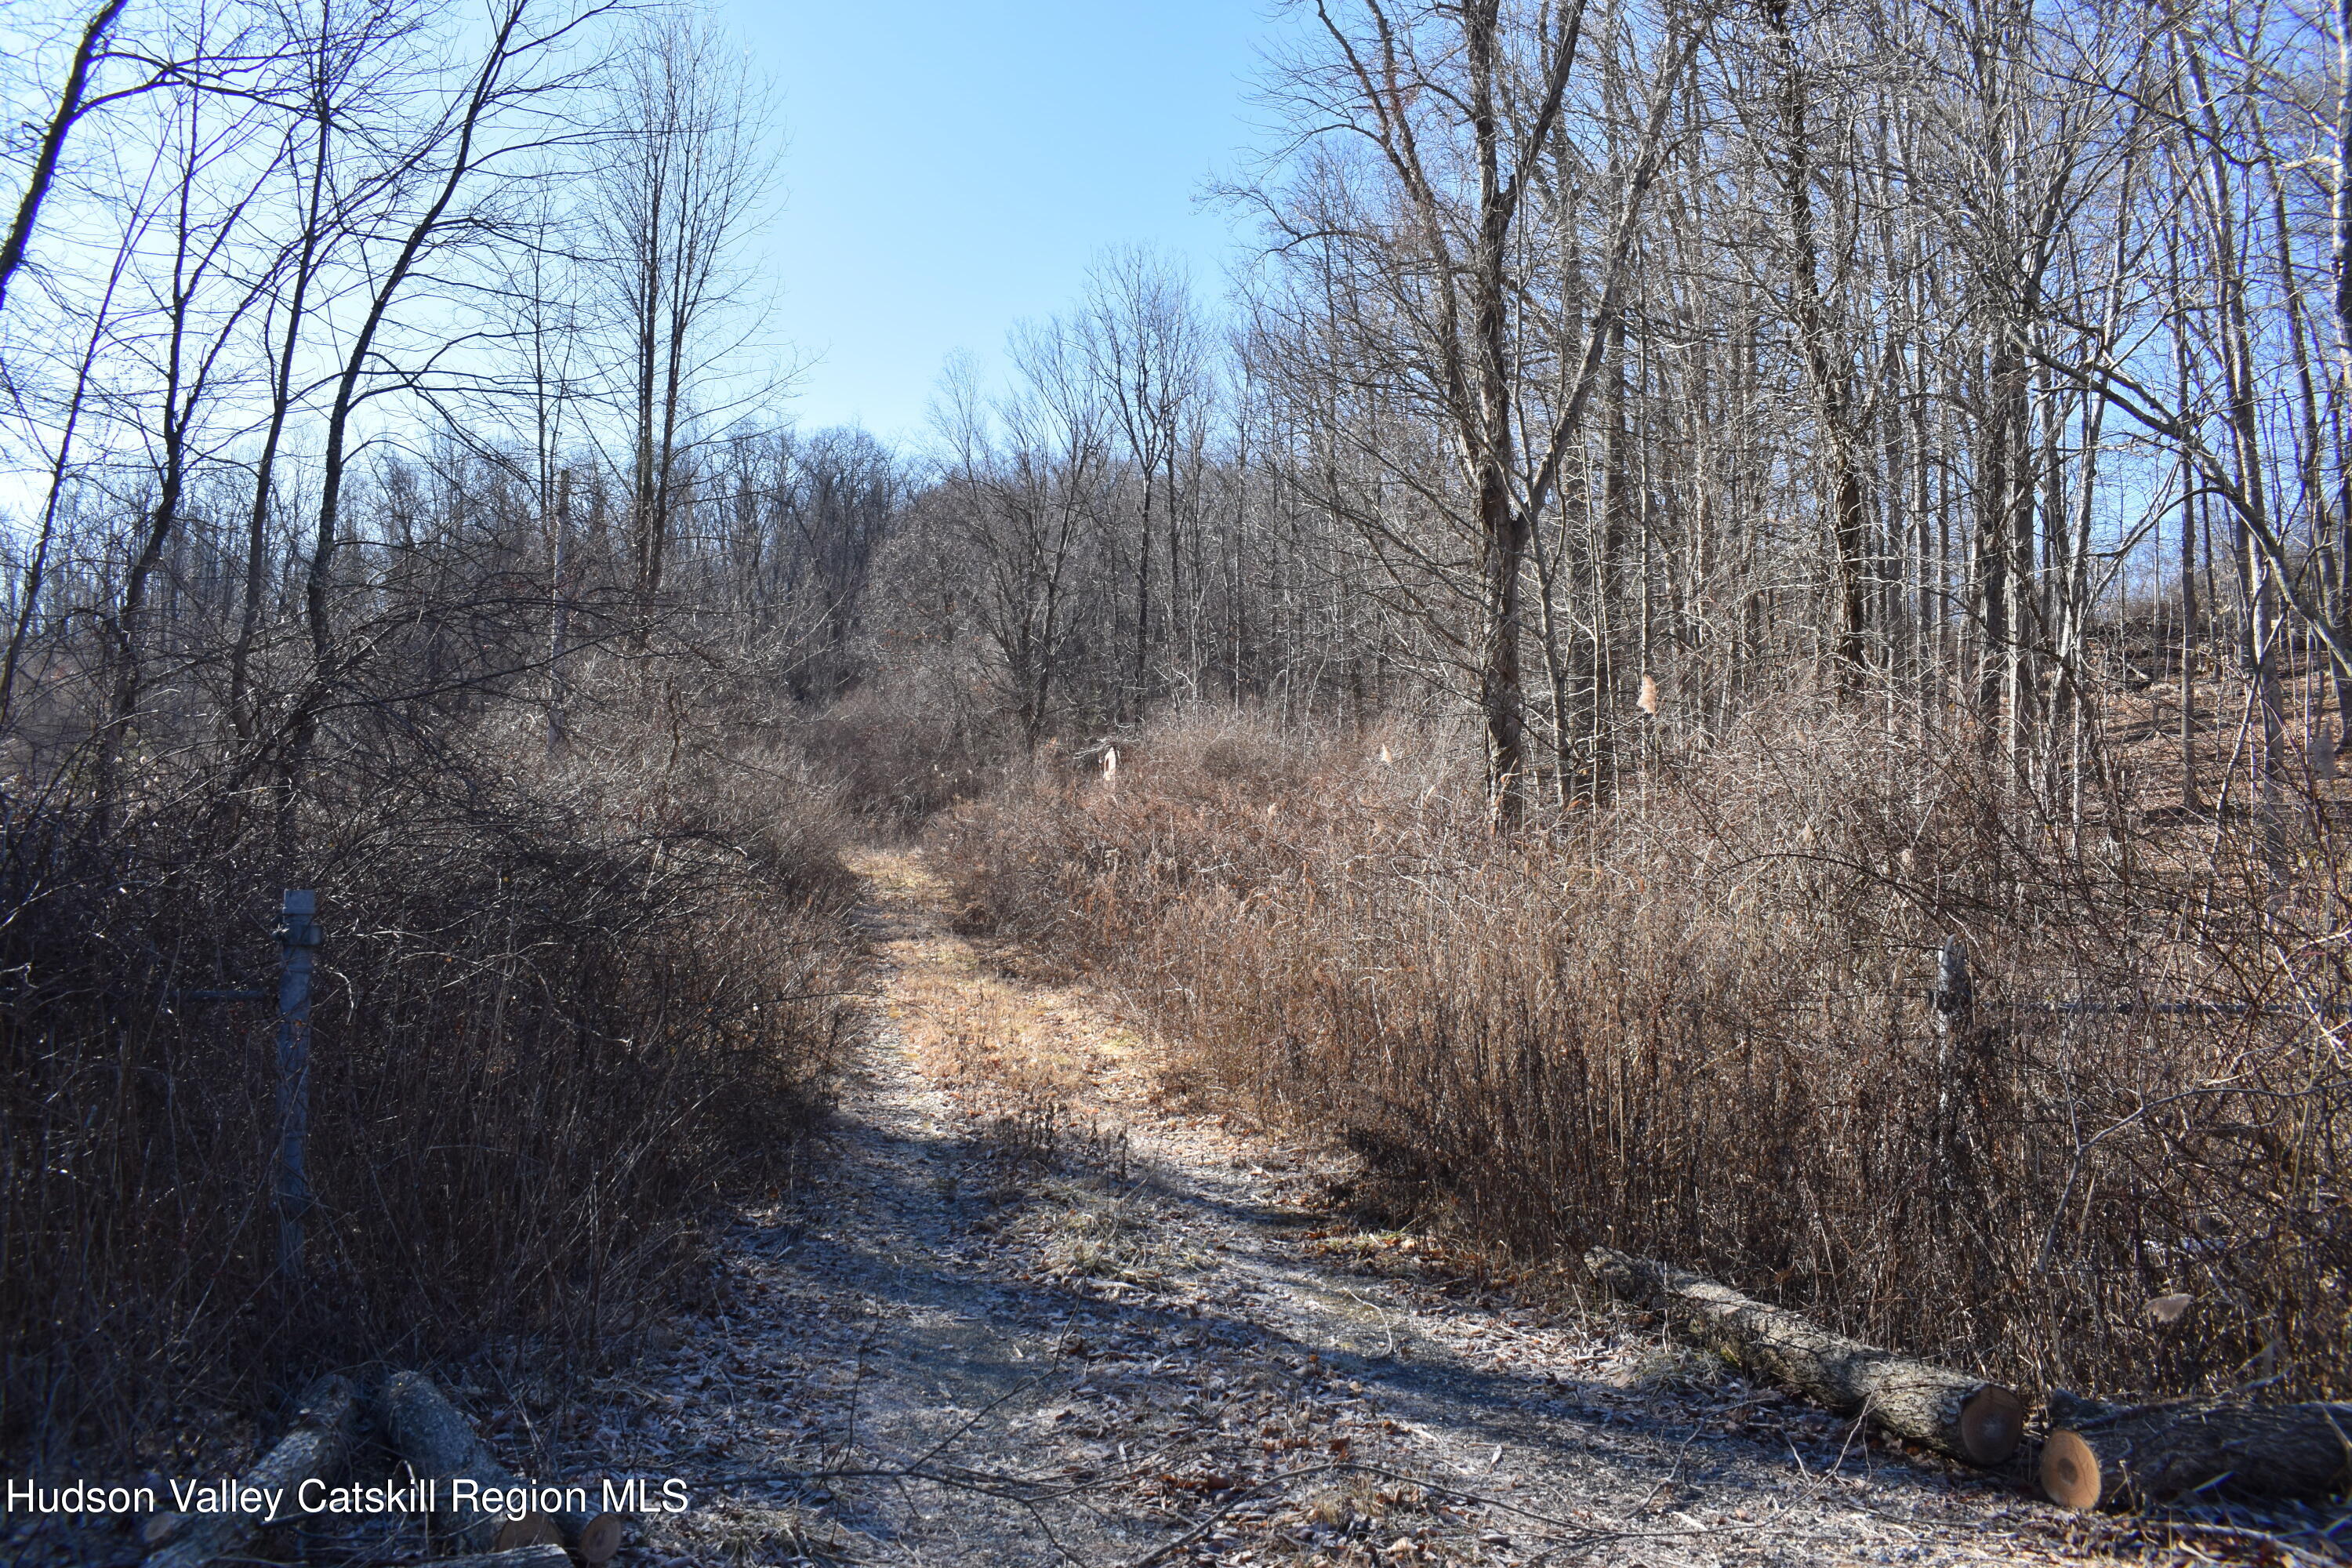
[0,0,2340,852]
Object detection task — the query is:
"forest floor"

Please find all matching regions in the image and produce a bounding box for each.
[582,847,2317,1568]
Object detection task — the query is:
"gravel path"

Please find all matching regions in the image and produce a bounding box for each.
[589,846,2269,1568]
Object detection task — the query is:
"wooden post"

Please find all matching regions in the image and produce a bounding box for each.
[275,890,320,1283]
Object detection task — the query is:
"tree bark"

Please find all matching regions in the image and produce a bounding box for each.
[143,1376,358,1568]
[1584,1247,2024,1465]
[2335,0,2352,726]
[380,1371,562,1553]
[1467,0,1529,827]
[2042,1390,2352,1509]
[233,100,333,744]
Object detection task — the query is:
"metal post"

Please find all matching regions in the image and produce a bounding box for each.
[1929,937,1971,1196]
[275,890,320,1283]
[1930,938,1973,1033]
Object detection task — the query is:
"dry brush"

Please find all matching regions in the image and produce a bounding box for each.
[0,695,862,1462]
[940,707,2352,1403]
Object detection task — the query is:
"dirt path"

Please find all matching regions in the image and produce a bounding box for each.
[589,848,2161,1568]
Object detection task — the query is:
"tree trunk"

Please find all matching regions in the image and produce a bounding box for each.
[1763,0,1868,695]
[1584,1248,2024,1465]
[0,0,129,319]
[2183,481,2200,808]
[233,107,331,745]
[2042,1390,2352,1509]
[1468,0,1527,828]
[1974,334,2021,742]
[2335,0,2352,725]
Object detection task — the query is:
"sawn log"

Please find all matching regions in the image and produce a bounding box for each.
[554,1499,629,1565]
[2041,1389,2352,1509]
[1585,1247,2024,1465]
[144,1374,358,1568]
[379,1371,562,1553]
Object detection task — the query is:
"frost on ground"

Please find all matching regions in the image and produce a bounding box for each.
[574,849,2345,1568]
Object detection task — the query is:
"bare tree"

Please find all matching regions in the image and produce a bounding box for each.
[1076,245,1209,719]
[0,0,135,320]
[1243,0,1708,822]
[593,11,776,639]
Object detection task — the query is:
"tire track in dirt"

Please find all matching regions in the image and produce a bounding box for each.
[590,848,2151,1568]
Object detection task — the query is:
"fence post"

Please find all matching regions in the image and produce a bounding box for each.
[1929,938,1973,1195]
[275,890,320,1284]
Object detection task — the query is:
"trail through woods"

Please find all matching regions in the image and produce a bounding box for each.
[583,847,2197,1568]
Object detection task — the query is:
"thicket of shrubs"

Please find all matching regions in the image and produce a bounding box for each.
[1,691,861,1464]
[942,706,2351,1402]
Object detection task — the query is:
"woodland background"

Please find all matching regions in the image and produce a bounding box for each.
[0,0,2345,1467]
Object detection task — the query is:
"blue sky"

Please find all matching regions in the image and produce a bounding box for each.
[728,0,1295,447]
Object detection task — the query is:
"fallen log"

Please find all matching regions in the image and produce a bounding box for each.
[380,1371,562,1553]
[2041,1389,2352,1509]
[144,1374,358,1568]
[553,1501,628,1565]
[1584,1247,2024,1466]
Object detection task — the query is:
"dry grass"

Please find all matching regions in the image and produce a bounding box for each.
[852,845,1140,1185]
[938,704,2352,1403]
[855,847,1095,1108]
[0,689,862,1465]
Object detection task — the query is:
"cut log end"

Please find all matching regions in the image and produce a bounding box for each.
[2041,1427,2103,1510]
[2038,1396,2352,1508]
[492,1513,564,1552]
[566,1510,626,1565]
[1960,1385,2026,1466]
